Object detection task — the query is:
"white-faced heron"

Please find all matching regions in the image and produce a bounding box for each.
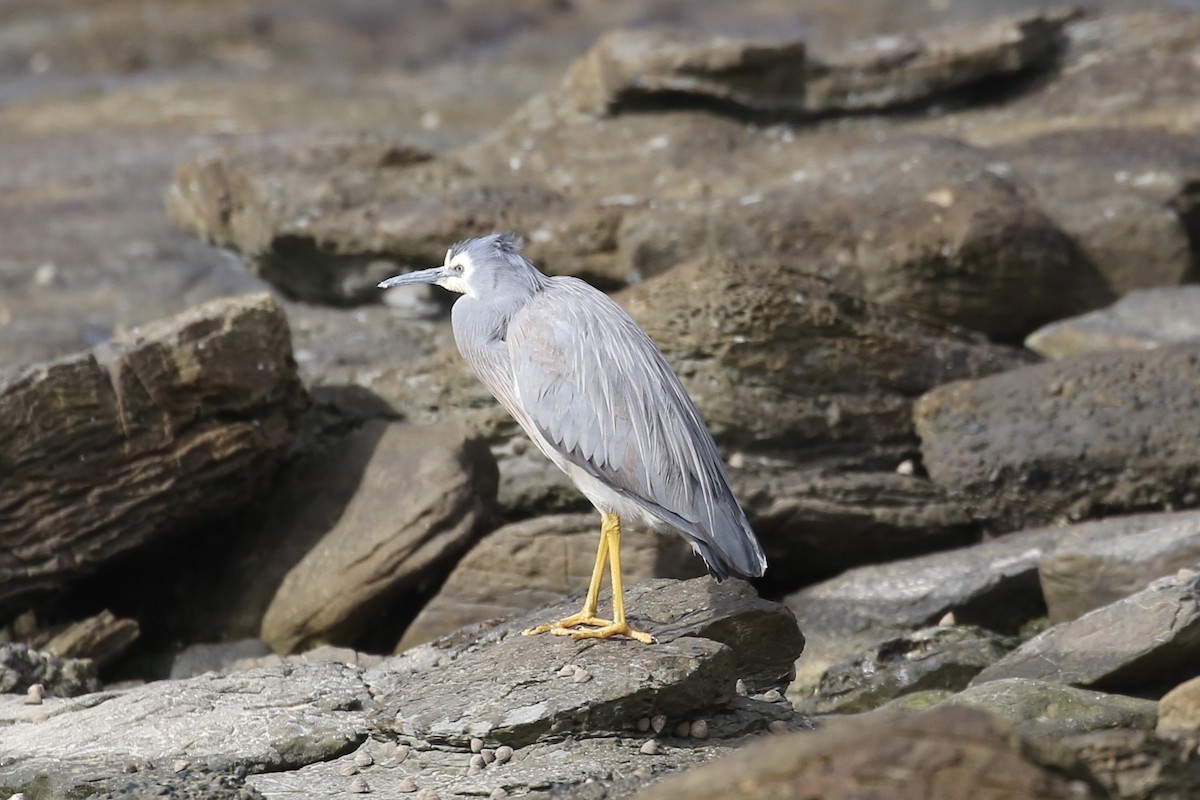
[379,232,767,643]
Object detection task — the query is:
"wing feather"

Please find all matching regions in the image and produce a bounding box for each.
[507,277,766,578]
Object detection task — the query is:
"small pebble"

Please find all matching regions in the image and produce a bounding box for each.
[354,750,374,767]
[122,763,139,774]
[338,762,359,777]
[938,611,957,626]
[735,679,748,697]
[171,759,189,773]
[636,717,651,732]
[768,720,788,734]
[689,720,709,740]
[1068,780,1091,797]
[896,459,915,476]
[9,793,27,800]
[650,714,667,734]
[573,668,592,684]
[1179,567,1196,581]
[470,754,486,769]
[471,737,485,753]
[489,789,509,800]
[481,748,496,764]
[394,745,411,764]
[762,689,782,702]
[639,739,660,756]
[494,745,513,765]
[23,684,44,705]
[398,777,418,793]
[467,764,483,777]
[557,663,577,677]
[416,789,439,800]
[674,721,691,738]
[633,766,652,778]
[349,776,370,793]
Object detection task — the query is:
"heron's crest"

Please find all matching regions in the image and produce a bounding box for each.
[448,231,525,262]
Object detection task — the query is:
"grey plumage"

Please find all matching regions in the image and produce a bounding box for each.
[379,232,766,581]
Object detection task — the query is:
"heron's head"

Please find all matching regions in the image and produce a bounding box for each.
[377,232,543,299]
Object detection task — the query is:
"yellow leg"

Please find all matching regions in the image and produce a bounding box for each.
[522,515,613,635]
[521,512,654,643]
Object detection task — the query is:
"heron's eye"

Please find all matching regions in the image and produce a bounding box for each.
[450,262,464,274]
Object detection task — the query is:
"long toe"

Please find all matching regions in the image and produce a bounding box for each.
[567,623,655,644]
[522,615,613,636]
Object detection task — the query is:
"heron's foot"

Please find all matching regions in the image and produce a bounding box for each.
[561,622,655,644]
[522,613,612,636]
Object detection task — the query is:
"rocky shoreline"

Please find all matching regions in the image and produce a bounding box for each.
[3,2,1200,798]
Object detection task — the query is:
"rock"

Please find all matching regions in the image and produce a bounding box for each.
[784,511,1199,699]
[34,610,140,671]
[972,571,1200,692]
[622,258,1033,458]
[256,420,498,653]
[557,28,807,117]
[0,576,800,800]
[631,705,1094,800]
[0,661,372,794]
[612,135,1102,342]
[1156,676,1200,736]
[1027,286,1200,359]
[731,464,979,586]
[377,577,802,748]
[396,513,704,650]
[805,626,1016,714]
[803,11,1076,114]
[1061,727,1200,800]
[0,293,304,610]
[0,643,97,698]
[1039,513,1200,624]
[915,342,1200,532]
[945,678,1158,739]
[93,770,267,800]
[166,639,275,680]
[996,130,1200,307]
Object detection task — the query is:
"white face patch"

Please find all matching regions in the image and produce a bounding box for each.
[439,250,475,296]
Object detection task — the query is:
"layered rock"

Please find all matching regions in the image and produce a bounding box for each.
[0,293,305,610]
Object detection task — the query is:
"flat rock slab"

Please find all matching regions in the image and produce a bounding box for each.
[632,705,1093,800]
[377,577,803,749]
[397,513,704,651]
[0,292,304,608]
[1027,285,1200,359]
[784,511,1197,698]
[972,571,1200,692]
[0,662,373,793]
[1039,512,1200,623]
[916,342,1200,531]
[945,678,1158,739]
